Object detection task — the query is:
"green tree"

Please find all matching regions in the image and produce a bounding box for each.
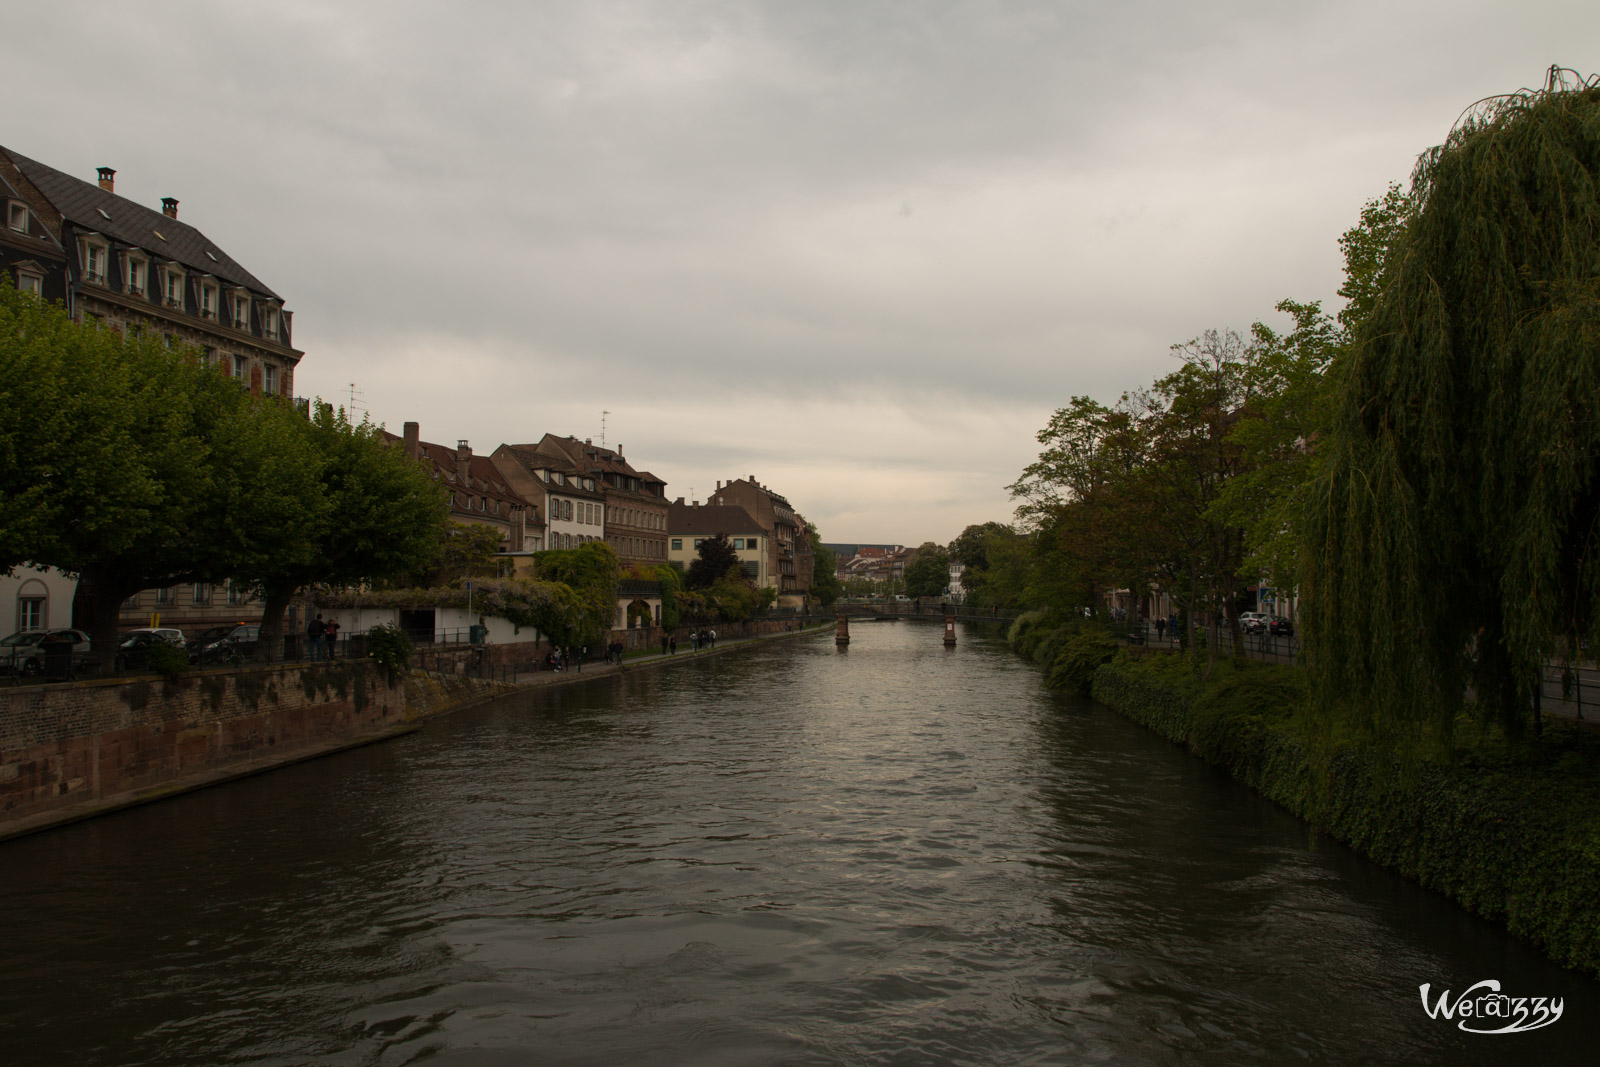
[531,541,622,647]
[0,285,323,666]
[687,533,740,590]
[804,522,843,608]
[430,522,508,585]
[902,542,951,598]
[249,403,449,659]
[1305,77,1600,748]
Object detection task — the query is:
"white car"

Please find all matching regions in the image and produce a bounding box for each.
[1239,612,1270,634]
[0,628,93,676]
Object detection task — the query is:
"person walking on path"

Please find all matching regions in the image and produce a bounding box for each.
[307,614,327,662]
[323,617,340,660]
[660,634,669,655]
[709,628,717,648]
[1156,617,1166,642]
[670,635,677,654]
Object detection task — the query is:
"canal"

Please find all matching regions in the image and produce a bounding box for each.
[1,622,1593,1064]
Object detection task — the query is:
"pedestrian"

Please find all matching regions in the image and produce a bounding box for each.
[307,613,326,662]
[1156,617,1167,641]
[323,616,340,659]
[710,628,717,648]
[660,634,668,655]
[670,635,677,654]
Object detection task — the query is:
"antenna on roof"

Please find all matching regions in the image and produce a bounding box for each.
[601,409,610,449]
[347,382,366,418]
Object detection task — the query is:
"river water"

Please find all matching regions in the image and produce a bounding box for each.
[1,622,1593,1065]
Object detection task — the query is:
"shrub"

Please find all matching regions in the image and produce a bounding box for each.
[145,640,190,682]
[366,624,413,676]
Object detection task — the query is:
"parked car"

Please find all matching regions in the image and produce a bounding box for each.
[115,628,187,672]
[0,629,93,677]
[1269,617,1295,637]
[1239,612,1270,634]
[188,624,260,664]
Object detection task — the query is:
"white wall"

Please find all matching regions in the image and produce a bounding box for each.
[1,566,78,634]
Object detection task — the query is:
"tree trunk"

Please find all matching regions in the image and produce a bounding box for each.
[79,565,135,677]
[1204,575,1218,682]
[254,584,297,662]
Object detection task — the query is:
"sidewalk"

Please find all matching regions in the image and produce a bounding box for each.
[501,622,830,687]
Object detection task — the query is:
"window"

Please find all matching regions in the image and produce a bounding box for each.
[232,293,250,330]
[156,586,174,605]
[84,242,106,284]
[563,500,573,521]
[163,268,184,308]
[264,364,278,394]
[6,201,25,232]
[18,597,43,631]
[200,345,215,368]
[200,284,218,320]
[694,538,704,548]
[741,561,760,580]
[16,272,41,297]
[227,581,241,605]
[126,257,145,296]
[192,583,209,604]
[232,355,247,382]
[262,306,278,340]
[83,311,103,327]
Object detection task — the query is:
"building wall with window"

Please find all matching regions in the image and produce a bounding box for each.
[1,567,78,636]
[488,444,606,561]
[705,478,813,602]
[0,148,303,399]
[666,503,769,587]
[527,435,669,566]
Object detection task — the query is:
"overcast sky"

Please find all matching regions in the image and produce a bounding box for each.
[7,2,1595,544]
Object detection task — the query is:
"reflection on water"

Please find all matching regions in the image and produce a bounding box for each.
[0,623,1594,1065]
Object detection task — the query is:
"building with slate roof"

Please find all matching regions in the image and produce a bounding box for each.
[489,444,608,559]
[510,434,669,567]
[667,501,772,589]
[705,477,815,604]
[389,423,534,554]
[0,147,302,397]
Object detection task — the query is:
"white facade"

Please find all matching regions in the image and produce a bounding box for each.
[2,566,78,635]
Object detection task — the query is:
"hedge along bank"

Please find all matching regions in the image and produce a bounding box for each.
[1006,613,1600,976]
[1099,654,1600,975]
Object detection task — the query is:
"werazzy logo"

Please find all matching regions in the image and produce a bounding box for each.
[1419,980,1563,1034]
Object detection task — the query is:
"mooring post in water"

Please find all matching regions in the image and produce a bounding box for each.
[836,613,850,646]
[944,615,957,647]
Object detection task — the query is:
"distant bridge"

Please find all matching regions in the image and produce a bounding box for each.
[833,604,1019,626]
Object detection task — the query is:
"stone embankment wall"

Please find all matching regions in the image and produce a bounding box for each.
[0,661,408,835]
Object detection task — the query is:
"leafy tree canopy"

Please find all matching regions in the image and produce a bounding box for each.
[1305,75,1600,747]
[686,533,740,590]
[903,542,951,598]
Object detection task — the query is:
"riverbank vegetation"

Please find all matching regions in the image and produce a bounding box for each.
[974,72,1600,752]
[1089,653,1600,975]
[978,71,1600,973]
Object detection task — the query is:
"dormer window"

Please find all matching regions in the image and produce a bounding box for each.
[83,240,108,284]
[126,256,146,297]
[200,283,218,320]
[262,305,279,340]
[163,267,185,309]
[15,270,41,297]
[7,202,26,232]
[232,292,250,331]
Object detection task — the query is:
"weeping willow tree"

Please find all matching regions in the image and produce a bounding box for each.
[1305,67,1600,750]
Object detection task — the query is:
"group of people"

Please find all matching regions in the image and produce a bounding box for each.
[543,646,586,673]
[305,613,341,661]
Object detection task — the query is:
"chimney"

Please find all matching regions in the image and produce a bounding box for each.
[674,496,685,506]
[617,443,622,454]
[716,480,722,490]
[403,421,419,459]
[96,167,115,192]
[161,197,178,219]
[585,438,591,445]
[457,440,472,486]
[749,474,756,483]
